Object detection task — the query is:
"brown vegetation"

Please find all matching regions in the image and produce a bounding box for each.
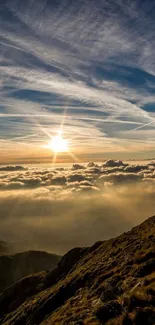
[0,216,154,324]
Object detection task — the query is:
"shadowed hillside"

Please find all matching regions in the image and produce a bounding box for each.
[0,251,61,293]
[0,216,154,324]
[0,241,8,256]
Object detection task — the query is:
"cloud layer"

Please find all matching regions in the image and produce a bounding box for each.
[0,160,155,254]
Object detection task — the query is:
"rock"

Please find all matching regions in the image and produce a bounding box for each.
[95,300,122,322]
[135,259,155,277]
[100,289,117,302]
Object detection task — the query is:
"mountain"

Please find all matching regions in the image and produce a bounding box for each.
[0,251,61,293]
[0,241,8,256]
[0,216,154,324]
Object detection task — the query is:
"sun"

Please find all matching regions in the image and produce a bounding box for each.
[47,134,68,153]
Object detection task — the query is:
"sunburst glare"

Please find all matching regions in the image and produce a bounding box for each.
[47,132,69,153]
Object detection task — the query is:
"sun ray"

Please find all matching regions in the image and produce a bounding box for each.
[68,151,79,162]
[52,151,57,166]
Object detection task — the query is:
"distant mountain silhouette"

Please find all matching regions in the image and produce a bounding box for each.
[0,216,154,324]
[0,250,61,293]
[0,241,8,256]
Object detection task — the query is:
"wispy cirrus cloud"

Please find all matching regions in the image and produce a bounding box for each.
[0,0,155,162]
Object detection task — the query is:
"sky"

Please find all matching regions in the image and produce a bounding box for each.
[1,0,155,164]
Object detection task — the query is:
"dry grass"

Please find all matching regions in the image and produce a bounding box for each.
[0,216,154,325]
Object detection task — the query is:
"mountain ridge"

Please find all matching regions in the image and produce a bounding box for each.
[0,250,61,293]
[0,215,154,324]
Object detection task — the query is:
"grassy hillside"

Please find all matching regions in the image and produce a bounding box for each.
[0,216,154,324]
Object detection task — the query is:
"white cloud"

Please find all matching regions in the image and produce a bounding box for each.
[0,0,155,158]
[0,160,154,190]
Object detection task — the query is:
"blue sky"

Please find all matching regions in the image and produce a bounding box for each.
[0,0,155,163]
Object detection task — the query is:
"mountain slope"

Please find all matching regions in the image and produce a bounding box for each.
[0,241,8,256]
[0,216,154,325]
[0,251,61,293]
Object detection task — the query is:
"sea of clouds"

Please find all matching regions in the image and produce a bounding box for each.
[0,160,155,254]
